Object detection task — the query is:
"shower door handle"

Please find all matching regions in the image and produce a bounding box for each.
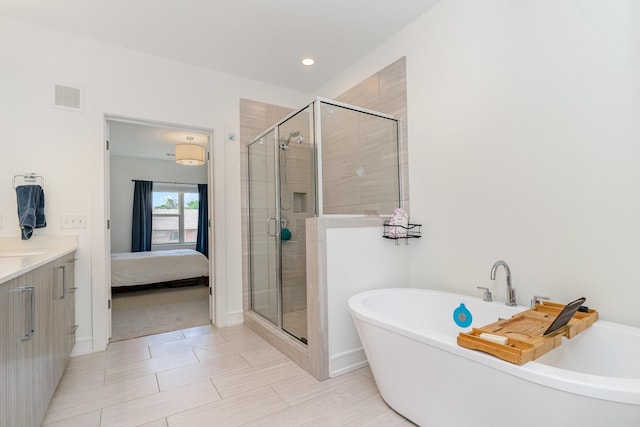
[266,217,280,237]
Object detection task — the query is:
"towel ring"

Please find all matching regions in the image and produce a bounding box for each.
[12,173,44,189]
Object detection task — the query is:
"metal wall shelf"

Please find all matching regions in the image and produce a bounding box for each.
[383,222,422,245]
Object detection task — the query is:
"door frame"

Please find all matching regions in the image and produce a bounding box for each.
[102,114,216,343]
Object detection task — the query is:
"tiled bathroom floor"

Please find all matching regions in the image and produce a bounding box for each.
[43,324,415,426]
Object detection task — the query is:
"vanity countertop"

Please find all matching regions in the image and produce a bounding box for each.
[0,236,78,284]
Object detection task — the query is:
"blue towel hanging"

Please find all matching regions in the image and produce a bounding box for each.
[16,184,47,240]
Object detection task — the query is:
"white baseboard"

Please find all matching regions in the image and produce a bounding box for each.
[225,310,244,326]
[70,336,94,356]
[330,347,368,377]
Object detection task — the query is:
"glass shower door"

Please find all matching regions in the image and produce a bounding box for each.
[248,129,280,325]
[279,106,314,343]
[247,105,315,345]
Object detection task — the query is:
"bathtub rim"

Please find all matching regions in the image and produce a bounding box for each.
[348,287,640,405]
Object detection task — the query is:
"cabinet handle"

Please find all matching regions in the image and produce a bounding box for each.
[70,325,79,334]
[57,266,66,299]
[68,287,78,293]
[15,286,35,341]
[27,286,35,340]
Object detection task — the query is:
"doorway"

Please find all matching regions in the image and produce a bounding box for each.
[105,116,214,341]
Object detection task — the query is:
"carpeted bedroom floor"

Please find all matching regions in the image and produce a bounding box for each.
[111,285,210,342]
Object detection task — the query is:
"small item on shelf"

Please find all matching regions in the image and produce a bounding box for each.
[388,207,409,237]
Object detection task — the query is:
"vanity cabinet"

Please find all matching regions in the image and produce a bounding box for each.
[0,252,76,427]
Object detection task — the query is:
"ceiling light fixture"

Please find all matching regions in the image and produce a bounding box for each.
[302,58,315,66]
[175,136,205,166]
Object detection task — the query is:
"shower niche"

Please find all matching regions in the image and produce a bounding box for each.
[292,192,307,214]
[246,97,400,378]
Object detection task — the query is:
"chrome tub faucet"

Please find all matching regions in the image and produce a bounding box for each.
[491,260,517,306]
[477,286,493,302]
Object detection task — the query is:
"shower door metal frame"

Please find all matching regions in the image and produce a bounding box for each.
[247,127,283,328]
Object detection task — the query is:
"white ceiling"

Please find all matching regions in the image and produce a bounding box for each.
[2,0,441,160]
[108,120,210,162]
[0,0,441,93]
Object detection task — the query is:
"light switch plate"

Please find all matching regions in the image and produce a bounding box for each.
[61,214,86,229]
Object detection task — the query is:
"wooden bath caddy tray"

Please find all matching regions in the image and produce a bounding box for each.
[457,301,598,365]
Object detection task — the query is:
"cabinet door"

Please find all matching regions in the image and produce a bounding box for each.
[1,271,42,427]
[29,263,56,426]
[0,276,21,427]
[54,255,76,370]
[50,255,76,396]
[63,257,76,360]
[52,261,67,386]
[15,262,57,427]
[13,270,39,427]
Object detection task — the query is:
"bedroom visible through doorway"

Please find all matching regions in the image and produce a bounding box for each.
[106,117,214,341]
[111,285,209,341]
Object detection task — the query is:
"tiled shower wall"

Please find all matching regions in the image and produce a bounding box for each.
[333,57,409,214]
[320,104,400,214]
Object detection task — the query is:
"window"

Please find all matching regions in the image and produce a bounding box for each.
[151,183,199,246]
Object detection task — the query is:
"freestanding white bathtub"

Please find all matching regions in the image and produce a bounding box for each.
[348,288,640,427]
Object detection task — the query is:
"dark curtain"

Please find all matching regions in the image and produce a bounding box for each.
[196,183,209,257]
[131,180,153,252]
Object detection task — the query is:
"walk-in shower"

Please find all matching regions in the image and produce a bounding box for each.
[246,97,400,351]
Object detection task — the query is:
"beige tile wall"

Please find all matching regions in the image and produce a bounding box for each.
[320,103,400,214]
[334,57,409,213]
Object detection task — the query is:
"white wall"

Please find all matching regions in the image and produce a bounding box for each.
[0,16,310,352]
[109,155,207,253]
[317,0,640,327]
[326,227,410,376]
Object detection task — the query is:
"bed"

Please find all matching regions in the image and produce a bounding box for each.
[111,249,209,291]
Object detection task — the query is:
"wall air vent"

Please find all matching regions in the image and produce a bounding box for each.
[53,84,83,111]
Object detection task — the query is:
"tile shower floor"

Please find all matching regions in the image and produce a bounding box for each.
[43,324,415,426]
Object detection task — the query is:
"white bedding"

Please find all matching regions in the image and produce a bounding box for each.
[111,249,209,287]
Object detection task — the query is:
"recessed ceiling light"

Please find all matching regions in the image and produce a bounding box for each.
[302,58,315,66]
